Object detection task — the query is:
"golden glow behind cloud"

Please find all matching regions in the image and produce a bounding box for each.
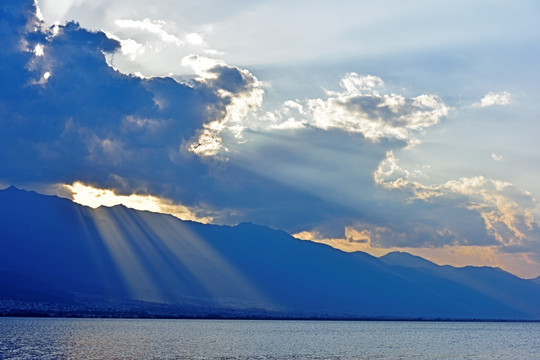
[64,181,213,223]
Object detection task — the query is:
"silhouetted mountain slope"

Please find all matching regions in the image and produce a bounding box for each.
[380,251,439,269]
[379,251,540,318]
[1,186,539,319]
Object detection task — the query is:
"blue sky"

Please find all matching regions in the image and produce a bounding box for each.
[1,0,539,277]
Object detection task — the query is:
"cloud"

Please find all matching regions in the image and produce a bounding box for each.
[472,91,512,108]
[64,181,213,223]
[374,151,538,249]
[185,32,205,46]
[33,42,44,56]
[182,56,264,159]
[114,18,184,46]
[294,227,373,253]
[0,0,260,210]
[259,73,449,141]
[491,152,503,161]
[3,0,346,232]
[117,38,145,60]
[36,0,540,76]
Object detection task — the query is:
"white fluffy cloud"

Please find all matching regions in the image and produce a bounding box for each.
[262,73,449,141]
[117,38,145,60]
[115,18,184,46]
[374,151,538,248]
[182,55,264,159]
[472,91,512,108]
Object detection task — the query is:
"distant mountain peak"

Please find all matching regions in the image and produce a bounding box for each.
[379,251,438,269]
[96,203,130,210]
[1,185,41,199]
[3,185,21,192]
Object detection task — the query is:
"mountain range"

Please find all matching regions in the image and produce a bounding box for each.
[0,186,539,320]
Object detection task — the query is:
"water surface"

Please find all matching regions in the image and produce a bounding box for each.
[1,318,538,359]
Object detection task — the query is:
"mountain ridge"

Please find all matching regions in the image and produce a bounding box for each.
[1,186,539,320]
[380,251,440,270]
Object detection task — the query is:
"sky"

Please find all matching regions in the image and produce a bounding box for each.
[1,0,540,278]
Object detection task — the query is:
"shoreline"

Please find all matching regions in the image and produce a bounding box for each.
[2,313,539,322]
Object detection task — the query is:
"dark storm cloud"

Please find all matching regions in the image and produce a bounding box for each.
[0,0,227,199]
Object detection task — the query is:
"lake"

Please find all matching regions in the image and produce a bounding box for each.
[0,318,538,359]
